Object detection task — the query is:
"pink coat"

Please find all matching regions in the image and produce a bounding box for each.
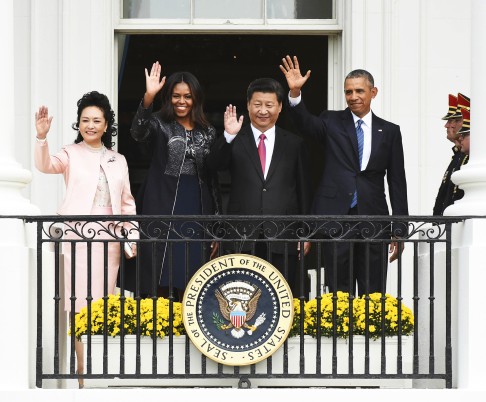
[34,140,137,237]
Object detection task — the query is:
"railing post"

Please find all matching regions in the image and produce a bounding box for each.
[445,223,452,388]
[443,1,486,383]
[0,218,35,391]
[452,218,486,388]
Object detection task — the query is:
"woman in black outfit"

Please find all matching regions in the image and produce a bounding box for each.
[130,61,220,299]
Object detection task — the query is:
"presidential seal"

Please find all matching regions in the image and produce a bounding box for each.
[182,254,294,366]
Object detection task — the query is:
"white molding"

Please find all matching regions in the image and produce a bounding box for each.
[114,22,342,33]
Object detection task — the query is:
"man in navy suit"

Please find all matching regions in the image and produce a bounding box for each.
[206,78,312,296]
[279,55,408,295]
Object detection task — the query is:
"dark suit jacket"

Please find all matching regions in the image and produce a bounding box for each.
[206,125,312,253]
[289,101,408,235]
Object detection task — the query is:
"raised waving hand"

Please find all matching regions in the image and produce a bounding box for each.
[224,104,244,136]
[35,106,53,140]
[143,61,166,108]
[279,55,311,97]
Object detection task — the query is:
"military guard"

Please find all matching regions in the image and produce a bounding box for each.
[458,107,470,156]
[433,93,470,215]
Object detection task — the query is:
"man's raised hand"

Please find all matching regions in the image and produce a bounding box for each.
[279,55,311,97]
[224,104,244,135]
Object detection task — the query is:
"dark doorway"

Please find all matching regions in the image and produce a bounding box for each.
[118,34,328,208]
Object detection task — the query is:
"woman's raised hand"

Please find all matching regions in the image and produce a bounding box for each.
[279,55,311,98]
[35,106,53,139]
[143,61,166,108]
[224,105,244,136]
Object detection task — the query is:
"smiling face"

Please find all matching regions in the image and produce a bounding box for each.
[344,77,377,118]
[171,82,193,125]
[247,91,282,133]
[79,106,107,148]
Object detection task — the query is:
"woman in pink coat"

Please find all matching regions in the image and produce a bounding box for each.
[34,91,137,386]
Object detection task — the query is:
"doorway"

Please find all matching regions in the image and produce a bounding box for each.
[117,34,329,206]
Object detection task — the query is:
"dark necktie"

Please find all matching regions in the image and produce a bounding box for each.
[258,133,266,175]
[350,119,364,208]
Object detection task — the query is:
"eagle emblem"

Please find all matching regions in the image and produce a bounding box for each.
[214,281,266,339]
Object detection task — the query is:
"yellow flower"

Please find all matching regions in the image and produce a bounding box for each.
[290,292,414,339]
[72,295,186,340]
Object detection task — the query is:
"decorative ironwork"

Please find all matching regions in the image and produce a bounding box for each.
[35,215,462,243]
[17,214,466,389]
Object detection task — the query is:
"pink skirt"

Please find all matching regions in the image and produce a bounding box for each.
[62,206,121,312]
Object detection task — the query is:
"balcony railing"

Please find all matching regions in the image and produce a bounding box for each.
[25,214,464,389]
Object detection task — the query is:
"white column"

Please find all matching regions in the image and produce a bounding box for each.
[0,0,37,215]
[445,0,486,216]
[0,0,39,391]
[443,0,486,390]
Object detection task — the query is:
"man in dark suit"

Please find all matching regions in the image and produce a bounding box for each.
[279,55,408,295]
[206,78,312,296]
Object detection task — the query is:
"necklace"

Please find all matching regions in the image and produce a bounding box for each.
[82,141,106,156]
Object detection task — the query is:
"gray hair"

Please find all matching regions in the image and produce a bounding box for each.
[345,69,375,88]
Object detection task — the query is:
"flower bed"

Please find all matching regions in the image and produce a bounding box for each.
[73,294,185,339]
[291,292,414,339]
[75,292,414,387]
[74,292,413,340]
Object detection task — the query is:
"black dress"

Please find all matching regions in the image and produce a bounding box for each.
[160,131,203,289]
[127,101,221,295]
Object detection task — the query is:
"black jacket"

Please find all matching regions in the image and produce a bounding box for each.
[433,147,468,216]
[131,101,221,216]
[206,124,312,253]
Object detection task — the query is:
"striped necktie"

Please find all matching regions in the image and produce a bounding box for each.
[350,119,364,208]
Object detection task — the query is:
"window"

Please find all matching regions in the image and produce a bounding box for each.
[122,0,333,20]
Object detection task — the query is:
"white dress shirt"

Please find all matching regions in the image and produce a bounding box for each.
[224,124,276,179]
[351,111,372,170]
[288,92,372,170]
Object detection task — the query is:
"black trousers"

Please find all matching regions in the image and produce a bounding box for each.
[254,242,303,298]
[322,207,388,295]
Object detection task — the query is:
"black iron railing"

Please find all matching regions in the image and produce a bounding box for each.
[24,214,465,388]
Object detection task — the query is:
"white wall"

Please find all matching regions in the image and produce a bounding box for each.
[13,0,32,200]
[342,0,470,216]
[394,0,470,215]
[27,0,116,214]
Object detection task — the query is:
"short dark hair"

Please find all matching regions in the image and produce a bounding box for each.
[159,71,210,129]
[72,91,117,148]
[345,69,375,88]
[247,78,285,104]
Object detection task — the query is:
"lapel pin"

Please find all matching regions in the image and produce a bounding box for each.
[108,156,116,163]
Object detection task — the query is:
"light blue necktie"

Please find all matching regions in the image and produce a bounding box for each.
[350,119,364,208]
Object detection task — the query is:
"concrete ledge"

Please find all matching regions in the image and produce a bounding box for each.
[2,388,486,402]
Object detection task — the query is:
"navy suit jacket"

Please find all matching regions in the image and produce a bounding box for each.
[289,101,408,221]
